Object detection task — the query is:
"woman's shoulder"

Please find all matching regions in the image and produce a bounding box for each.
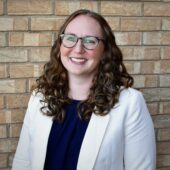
[119,87,143,100]
[23,90,46,125]
[26,90,45,114]
[29,90,44,103]
[117,87,146,109]
[31,89,44,98]
[109,87,150,123]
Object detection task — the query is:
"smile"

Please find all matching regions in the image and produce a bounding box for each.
[69,57,87,64]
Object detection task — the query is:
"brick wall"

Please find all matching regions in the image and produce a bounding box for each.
[0,0,170,169]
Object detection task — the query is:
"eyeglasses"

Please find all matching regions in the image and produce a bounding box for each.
[60,34,104,50]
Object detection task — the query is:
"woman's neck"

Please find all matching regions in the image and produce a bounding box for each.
[68,74,94,101]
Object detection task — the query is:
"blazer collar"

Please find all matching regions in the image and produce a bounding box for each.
[32,113,53,170]
[32,105,116,170]
[77,113,110,170]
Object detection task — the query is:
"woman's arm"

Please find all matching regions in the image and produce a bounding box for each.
[124,91,156,170]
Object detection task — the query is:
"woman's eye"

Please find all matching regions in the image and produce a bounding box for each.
[84,38,96,44]
[66,36,76,42]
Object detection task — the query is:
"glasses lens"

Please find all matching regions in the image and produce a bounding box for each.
[83,36,98,50]
[62,34,77,48]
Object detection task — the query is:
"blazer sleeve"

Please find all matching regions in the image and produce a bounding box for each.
[12,92,39,170]
[124,91,156,170]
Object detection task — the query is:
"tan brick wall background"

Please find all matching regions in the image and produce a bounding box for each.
[0,0,170,169]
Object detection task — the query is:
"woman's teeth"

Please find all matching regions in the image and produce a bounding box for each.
[70,57,87,63]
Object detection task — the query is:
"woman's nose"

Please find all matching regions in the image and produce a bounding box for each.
[73,39,85,53]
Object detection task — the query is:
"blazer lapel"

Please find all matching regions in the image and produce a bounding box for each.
[32,113,53,170]
[77,113,110,170]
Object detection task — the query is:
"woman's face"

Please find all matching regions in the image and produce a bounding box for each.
[60,15,104,78]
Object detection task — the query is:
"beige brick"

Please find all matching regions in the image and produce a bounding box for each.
[147,103,158,115]
[160,102,170,114]
[31,17,66,31]
[55,1,98,15]
[9,64,43,78]
[0,80,26,93]
[162,32,170,45]
[0,96,4,109]
[7,0,52,15]
[9,33,52,46]
[157,155,170,167]
[143,32,161,45]
[0,109,12,124]
[133,75,158,88]
[157,167,170,170]
[141,61,160,74]
[6,94,30,109]
[121,17,161,31]
[141,88,160,102]
[104,17,120,31]
[0,168,10,170]
[0,125,7,138]
[9,153,14,168]
[101,2,142,16]
[162,47,170,59]
[0,154,8,168]
[160,75,170,87]
[30,47,50,62]
[145,75,158,87]
[121,47,135,60]
[0,110,8,124]
[153,115,170,128]
[157,142,170,154]
[8,32,23,46]
[144,2,170,16]
[0,48,28,62]
[0,139,10,152]
[158,129,170,141]
[141,47,160,60]
[160,60,170,73]
[0,0,3,15]
[115,32,141,45]
[13,17,28,31]
[25,33,52,46]
[10,123,22,138]
[143,32,170,45]
[24,33,39,46]
[28,78,37,92]
[11,109,25,123]
[38,33,52,46]
[0,18,13,31]
[162,18,170,30]
[0,65,7,78]
[124,61,141,74]
[122,47,160,60]
[0,33,6,47]
[160,88,170,100]
[9,138,18,152]
[133,75,145,88]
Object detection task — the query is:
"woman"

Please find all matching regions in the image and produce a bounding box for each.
[12,9,156,170]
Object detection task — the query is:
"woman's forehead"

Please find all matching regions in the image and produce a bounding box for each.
[64,15,103,37]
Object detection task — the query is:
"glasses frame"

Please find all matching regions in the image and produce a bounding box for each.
[60,33,104,50]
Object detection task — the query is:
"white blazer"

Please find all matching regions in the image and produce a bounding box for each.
[12,88,156,170]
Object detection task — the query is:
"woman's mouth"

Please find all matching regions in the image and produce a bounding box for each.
[69,57,87,64]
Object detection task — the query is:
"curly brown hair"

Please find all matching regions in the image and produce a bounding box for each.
[34,9,133,122]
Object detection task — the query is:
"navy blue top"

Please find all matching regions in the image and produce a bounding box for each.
[44,100,89,170]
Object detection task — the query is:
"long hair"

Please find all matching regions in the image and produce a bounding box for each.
[34,9,133,122]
